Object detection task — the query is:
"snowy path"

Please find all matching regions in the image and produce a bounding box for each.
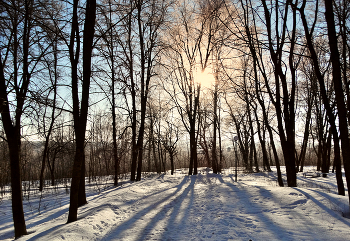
[1,169,350,241]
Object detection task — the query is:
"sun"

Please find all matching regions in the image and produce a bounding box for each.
[194,67,215,89]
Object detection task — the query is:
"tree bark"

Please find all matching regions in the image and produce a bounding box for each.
[324,0,350,201]
[297,0,345,195]
[67,0,96,223]
[261,0,297,187]
[0,0,34,235]
[212,84,218,174]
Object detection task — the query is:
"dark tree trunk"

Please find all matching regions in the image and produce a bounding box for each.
[39,40,58,192]
[148,126,152,173]
[67,0,96,223]
[261,0,297,187]
[48,150,57,186]
[298,0,345,195]
[135,1,146,181]
[230,114,249,172]
[241,0,281,184]
[247,103,259,172]
[188,84,200,176]
[253,104,271,172]
[199,126,211,169]
[324,0,350,200]
[39,144,48,192]
[296,81,314,172]
[78,155,87,207]
[0,0,33,235]
[0,90,27,238]
[152,123,160,174]
[136,128,145,181]
[212,85,218,174]
[321,128,332,175]
[129,6,137,181]
[171,158,174,175]
[218,107,223,173]
[256,64,283,186]
[7,133,27,238]
[163,152,166,173]
[258,95,284,186]
[188,122,195,175]
[112,111,119,186]
[108,0,119,187]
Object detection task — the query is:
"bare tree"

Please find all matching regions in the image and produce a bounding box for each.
[161,116,180,175]
[295,0,345,195]
[38,34,63,191]
[198,0,226,174]
[0,0,54,236]
[323,0,350,203]
[113,0,168,181]
[220,0,284,185]
[164,0,219,175]
[67,0,97,223]
[95,0,123,186]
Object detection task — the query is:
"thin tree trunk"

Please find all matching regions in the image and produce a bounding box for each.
[108,0,119,187]
[39,39,59,192]
[218,105,223,173]
[261,0,297,187]
[212,85,218,174]
[188,122,195,175]
[297,88,313,172]
[129,5,137,181]
[247,102,259,172]
[253,104,271,172]
[241,0,280,183]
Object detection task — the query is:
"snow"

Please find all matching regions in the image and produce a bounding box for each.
[1,167,350,241]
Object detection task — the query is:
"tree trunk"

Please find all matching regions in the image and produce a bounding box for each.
[129,6,137,181]
[247,103,259,172]
[212,85,218,174]
[218,106,223,173]
[0,0,31,235]
[321,128,332,175]
[296,82,314,172]
[48,150,57,186]
[170,152,174,175]
[78,155,87,207]
[324,0,350,200]
[261,0,297,187]
[67,0,96,223]
[298,0,345,195]
[7,132,27,238]
[109,1,119,186]
[188,122,195,175]
[253,105,271,172]
[39,37,59,192]
[39,145,48,192]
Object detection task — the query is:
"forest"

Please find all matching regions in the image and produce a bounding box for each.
[0,0,349,238]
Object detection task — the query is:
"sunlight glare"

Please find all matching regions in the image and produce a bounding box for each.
[194,67,215,89]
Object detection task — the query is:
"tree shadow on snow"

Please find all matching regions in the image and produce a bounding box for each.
[216,175,291,240]
[295,188,350,224]
[99,176,194,240]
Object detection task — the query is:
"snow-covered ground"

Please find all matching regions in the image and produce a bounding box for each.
[1,167,350,241]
